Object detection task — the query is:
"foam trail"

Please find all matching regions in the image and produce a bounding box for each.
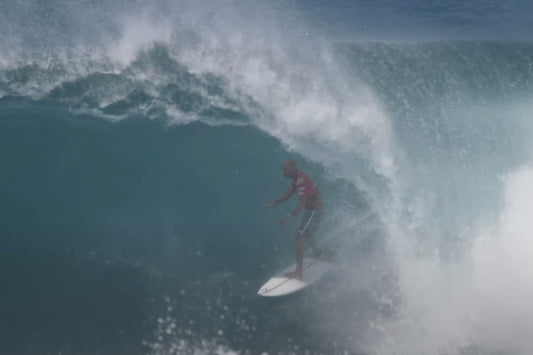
[377,165,533,355]
[468,166,533,354]
[362,89,533,354]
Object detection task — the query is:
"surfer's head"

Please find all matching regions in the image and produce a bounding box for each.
[282,159,298,179]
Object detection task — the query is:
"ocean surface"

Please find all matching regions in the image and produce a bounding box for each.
[2,1,533,354]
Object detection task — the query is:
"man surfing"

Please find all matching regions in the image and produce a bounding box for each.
[267,159,323,279]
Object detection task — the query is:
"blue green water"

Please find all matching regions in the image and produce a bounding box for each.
[2,1,533,354]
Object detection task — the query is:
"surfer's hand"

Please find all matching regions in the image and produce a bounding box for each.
[266,201,276,208]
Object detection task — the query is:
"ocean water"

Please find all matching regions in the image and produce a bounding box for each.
[2,1,533,354]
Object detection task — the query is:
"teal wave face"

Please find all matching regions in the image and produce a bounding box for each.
[0,100,381,354]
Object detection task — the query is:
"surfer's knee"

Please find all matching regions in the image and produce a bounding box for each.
[294,233,305,246]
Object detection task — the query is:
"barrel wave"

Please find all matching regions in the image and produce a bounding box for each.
[2,1,533,354]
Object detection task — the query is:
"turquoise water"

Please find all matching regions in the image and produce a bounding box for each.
[2,1,533,354]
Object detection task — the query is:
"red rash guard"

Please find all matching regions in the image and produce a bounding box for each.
[290,171,321,209]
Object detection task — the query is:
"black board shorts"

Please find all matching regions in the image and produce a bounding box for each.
[297,208,322,237]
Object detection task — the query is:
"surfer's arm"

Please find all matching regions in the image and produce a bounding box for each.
[267,188,295,207]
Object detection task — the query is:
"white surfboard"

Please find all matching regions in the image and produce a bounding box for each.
[257,258,333,297]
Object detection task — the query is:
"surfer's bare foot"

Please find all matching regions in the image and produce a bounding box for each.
[284,270,302,280]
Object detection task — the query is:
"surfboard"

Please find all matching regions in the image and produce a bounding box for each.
[257,258,333,297]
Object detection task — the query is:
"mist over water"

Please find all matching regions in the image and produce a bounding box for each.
[2,1,533,354]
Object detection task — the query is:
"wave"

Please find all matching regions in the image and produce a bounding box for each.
[3,1,533,354]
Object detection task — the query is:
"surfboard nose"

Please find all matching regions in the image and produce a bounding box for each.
[257,258,332,297]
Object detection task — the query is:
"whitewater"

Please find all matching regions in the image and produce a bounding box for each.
[1,0,533,354]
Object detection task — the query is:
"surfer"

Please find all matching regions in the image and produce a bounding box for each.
[267,159,323,279]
